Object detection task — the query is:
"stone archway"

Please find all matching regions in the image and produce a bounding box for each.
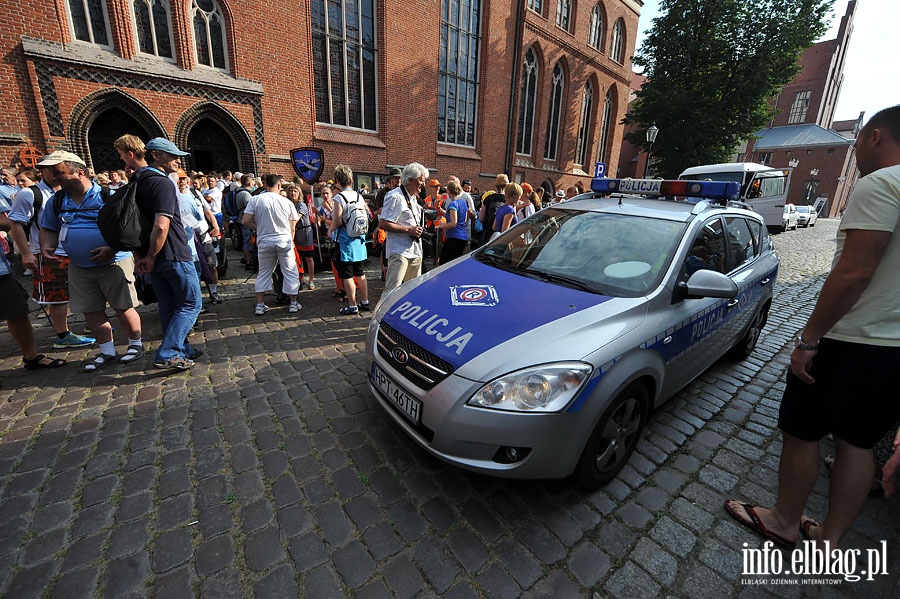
[68,89,166,171]
[174,102,255,174]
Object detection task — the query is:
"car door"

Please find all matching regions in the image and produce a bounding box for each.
[660,216,737,397]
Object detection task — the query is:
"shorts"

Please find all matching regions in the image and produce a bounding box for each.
[201,241,216,269]
[241,225,253,249]
[33,254,70,304]
[0,274,31,319]
[67,256,139,313]
[297,246,314,258]
[336,259,366,279]
[778,337,900,448]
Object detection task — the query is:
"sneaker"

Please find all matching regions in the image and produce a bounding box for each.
[199,305,210,314]
[255,304,270,316]
[289,302,301,313]
[210,291,223,304]
[153,356,194,370]
[357,302,371,312]
[53,332,96,349]
[339,305,359,315]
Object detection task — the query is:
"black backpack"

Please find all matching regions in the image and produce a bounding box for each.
[481,191,505,242]
[54,168,165,252]
[24,184,43,240]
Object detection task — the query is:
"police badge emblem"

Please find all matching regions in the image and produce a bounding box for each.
[290,147,325,185]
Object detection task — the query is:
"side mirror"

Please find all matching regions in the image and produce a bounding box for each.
[675,269,738,301]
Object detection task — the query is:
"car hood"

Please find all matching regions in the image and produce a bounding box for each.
[378,257,647,375]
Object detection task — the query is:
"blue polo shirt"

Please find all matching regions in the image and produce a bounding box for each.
[40,183,132,268]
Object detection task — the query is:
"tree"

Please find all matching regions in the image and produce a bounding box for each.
[624,0,833,178]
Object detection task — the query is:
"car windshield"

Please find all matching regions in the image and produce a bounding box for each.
[474,209,686,297]
[796,206,810,213]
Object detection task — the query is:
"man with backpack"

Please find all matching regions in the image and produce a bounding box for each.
[476,174,509,247]
[118,135,202,371]
[328,165,370,315]
[38,151,145,372]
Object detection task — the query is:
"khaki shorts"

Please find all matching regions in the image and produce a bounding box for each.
[67,256,139,313]
[33,254,70,304]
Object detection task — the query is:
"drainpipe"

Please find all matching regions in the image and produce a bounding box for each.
[504,0,526,176]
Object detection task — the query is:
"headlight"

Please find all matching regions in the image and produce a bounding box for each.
[467,363,592,412]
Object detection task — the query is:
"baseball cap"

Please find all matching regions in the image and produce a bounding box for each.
[145,137,190,157]
[37,150,85,167]
[428,179,441,187]
[522,182,533,193]
[388,167,402,177]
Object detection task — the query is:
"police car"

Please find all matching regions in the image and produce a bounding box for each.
[365,177,778,487]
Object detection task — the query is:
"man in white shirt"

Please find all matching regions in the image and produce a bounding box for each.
[379,162,427,290]
[242,174,300,315]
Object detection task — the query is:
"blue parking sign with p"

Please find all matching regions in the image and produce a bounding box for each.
[594,162,607,178]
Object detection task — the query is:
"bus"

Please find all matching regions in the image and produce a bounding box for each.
[679,163,792,233]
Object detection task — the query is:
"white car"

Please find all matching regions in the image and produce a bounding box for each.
[782,204,799,231]
[366,178,778,487]
[796,205,818,227]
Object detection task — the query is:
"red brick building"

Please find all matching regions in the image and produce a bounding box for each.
[0,0,640,193]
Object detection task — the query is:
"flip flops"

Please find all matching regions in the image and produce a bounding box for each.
[22,355,66,370]
[724,500,797,548]
[799,516,821,541]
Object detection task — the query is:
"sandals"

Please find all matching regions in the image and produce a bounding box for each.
[23,354,66,370]
[119,345,145,364]
[83,353,119,372]
[724,500,797,548]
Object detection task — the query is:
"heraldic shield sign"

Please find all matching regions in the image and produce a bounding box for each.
[290,147,325,185]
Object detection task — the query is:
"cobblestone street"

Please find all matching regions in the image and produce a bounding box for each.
[1,217,899,598]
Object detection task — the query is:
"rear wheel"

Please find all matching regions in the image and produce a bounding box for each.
[729,305,768,360]
[574,383,648,488]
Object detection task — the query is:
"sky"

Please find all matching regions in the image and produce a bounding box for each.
[634,0,898,123]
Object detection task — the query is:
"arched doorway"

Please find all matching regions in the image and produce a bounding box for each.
[186,119,238,173]
[87,108,151,172]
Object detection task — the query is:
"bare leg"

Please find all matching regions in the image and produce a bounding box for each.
[114,308,142,341]
[7,315,38,360]
[815,437,875,545]
[343,278,357,305]
[47,303,70,335]
[356,275,369,304]
[84,311,114,344]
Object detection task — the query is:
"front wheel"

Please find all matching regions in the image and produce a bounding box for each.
[574,383,649,488]
[729,305,768,360]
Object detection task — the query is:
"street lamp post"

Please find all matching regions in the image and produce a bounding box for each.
[644,125,659,177]
[788,158,799,168]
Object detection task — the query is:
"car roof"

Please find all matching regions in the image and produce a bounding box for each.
[679,162,778,176]
[556,194,763,224]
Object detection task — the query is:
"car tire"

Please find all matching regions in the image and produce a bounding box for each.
[574,382,649,488]
[729,305,768,360]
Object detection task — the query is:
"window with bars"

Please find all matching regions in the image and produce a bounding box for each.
[575,82,593,166]
[516,49,538,156]
[788,90,811,124]
[758,152,772,165]
[68,0,112,46]
[543,63,564,161]
[438,0,481,146]
[588,5,603,50]
[527,0,543,15]
[596,89,613,163]
[192,0,227,69]
[134,0,173,58]
[556,0,570,31]
[611,19,625,63]
[312,0,378,131]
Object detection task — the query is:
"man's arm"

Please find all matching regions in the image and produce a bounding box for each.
[8,221,36,270]
[791,228,893,383]
[38,227,61,261]
[241,212,255,229]
[203,206,220,238]
[135,214,171,273]
[0,211,10,232]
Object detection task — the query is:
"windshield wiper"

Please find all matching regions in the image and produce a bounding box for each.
[526,269,599,293]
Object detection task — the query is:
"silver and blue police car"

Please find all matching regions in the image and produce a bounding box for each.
[365,177,778,487]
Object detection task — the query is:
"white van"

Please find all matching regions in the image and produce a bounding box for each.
[679,163,792,233]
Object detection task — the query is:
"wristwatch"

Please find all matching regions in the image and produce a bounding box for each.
[794,335,819,351]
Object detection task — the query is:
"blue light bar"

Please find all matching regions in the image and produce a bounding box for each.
[591,178,740,201]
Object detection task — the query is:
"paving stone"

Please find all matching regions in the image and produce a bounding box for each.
[72,502,114,538]
[595,519,639,559]
[355,579,393,599]
[157,493,194,530]
[5,561,57,599]
[196,474,228,509]
[232,470,264,503]
[195,534,234,576]
[630,537,678,586]
[568,541,610,588]
[289,532,328,572]
[413,536,460,593]
[199,567,243,599]
[121,467,156,496]
[228,445,258,472]
[244,525,286,571]
[199,503,233,538]
[39,469,83,506]
[60,531,106,572]
[275,503,311,538]
[382,556,427,598]
[240,498,274,533]
[474,562,520,599]
[515,523,566,564]
[669,497,716,533]
[363,521,403,561]
[272,475,302,507]
[105,552,151,597]
[332,540,376,589]
[157,467,191,500]
[530,570,583,598]
[29,502,73,534]
[152,528,194,573]
[616,501,655,530]
[108,519,150,559]
[300,565,343,599]
[22,527,67,566]
[253,563,297,599]
[385,499,427,543]
[495,538,543,589]
[51,566,98,599]
[605,560,661,599]
[152,565,193,599]
[650,516,697,558]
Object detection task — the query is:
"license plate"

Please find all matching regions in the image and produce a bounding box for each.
[371,363,422,425]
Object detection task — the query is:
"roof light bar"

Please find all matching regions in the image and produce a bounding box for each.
[591,178,740,201]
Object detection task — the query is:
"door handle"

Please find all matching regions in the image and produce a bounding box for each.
[727,299,740,308]
[760,278,770,285]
